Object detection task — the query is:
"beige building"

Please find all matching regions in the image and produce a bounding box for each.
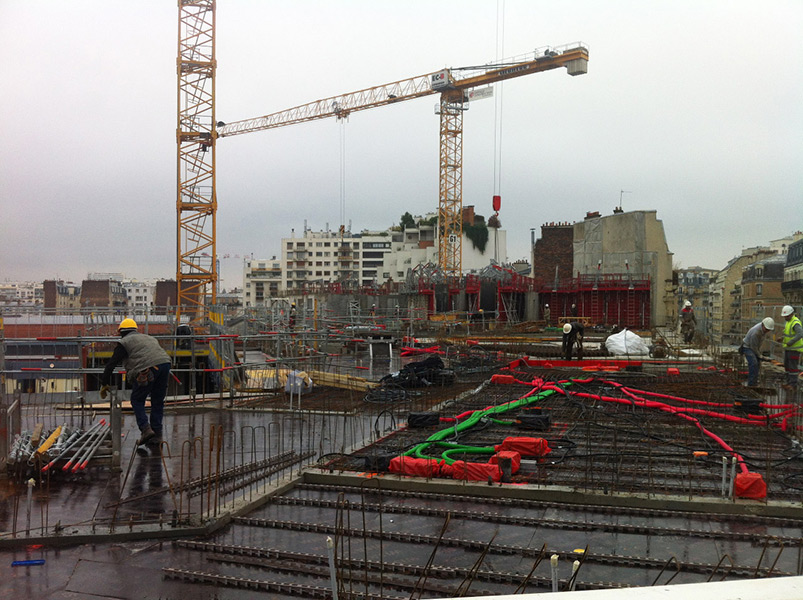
[572,209,675,327]
[708,247,775,346]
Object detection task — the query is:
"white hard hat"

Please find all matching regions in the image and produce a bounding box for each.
[684,300,691,307]
[762,317,775,330]
[545,304,549,307]
[563,323,572,334]
[781,305,794,317]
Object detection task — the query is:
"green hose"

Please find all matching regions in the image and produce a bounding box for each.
[403,385,565,463]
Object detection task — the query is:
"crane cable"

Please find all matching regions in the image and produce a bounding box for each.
[493,0,505,199]
[339,118,347,238]
[492,0,505,263]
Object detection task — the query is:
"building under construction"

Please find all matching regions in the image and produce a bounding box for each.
[2,3,801,598]
[1,303,802,598]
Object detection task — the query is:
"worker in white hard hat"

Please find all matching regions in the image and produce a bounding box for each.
[679,300,697,344]
[780,305,802,390]
[562,321,584,360]
[740,317,775,387]
[543,303,551,326]
[289,302,297,330]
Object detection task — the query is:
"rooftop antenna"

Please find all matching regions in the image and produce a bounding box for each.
[617,190,632,212]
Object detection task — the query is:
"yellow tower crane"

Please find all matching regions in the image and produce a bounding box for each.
[216,43,588,277]
[176,1,217,321]
[175,1,588,321]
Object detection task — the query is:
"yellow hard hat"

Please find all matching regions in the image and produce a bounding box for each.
[118,318,138,331]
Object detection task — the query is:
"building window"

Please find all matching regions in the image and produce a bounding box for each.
[756,283,763,296]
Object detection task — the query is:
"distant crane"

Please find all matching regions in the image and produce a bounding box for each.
[175,1,588,320]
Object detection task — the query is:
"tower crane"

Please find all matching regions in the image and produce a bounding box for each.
[216,43,588,278]
[175,2,587,321]
[176,0,217,321]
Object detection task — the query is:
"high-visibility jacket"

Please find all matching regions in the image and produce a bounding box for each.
[783,315,803,351]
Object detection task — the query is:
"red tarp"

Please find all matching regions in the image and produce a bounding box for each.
[495,436,551,457]
[488,451,521,473]
[734,472,767,499]
[388,456,441,478]
[446,460,503,482]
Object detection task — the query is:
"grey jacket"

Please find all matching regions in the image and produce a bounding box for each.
[119,332,171,379]
[742,322,768,355]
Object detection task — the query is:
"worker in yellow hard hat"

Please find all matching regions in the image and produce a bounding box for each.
[100,318,172,446]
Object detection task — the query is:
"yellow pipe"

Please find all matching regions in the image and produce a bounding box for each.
[36,425,62,455]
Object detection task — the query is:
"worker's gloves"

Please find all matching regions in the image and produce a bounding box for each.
[99,385,110,399]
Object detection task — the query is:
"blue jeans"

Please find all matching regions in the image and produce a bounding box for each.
[743,348,759,386]
[129,362,171,435]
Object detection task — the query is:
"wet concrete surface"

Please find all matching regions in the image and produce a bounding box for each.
[1,360,802,598]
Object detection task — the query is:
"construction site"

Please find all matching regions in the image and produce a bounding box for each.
[1,295,802,598]
[2,2,803,600]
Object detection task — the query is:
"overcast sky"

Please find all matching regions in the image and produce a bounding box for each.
[1,1,801,290]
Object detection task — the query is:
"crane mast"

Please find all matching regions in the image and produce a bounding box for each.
[176,0,217,322]
[215,43,588,277]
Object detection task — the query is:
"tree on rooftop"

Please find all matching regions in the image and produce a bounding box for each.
[399,212,416,231]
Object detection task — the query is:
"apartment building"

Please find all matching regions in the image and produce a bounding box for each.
[122,280,156,309]
[243,258,282,307]
[783,238,803,306]
[242,213,508,306]
[43,280,82,312]
[0,281,44,306]
[708,248,775,346]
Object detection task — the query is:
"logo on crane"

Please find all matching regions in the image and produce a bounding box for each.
[431,69,452,90]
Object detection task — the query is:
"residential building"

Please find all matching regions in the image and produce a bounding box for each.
[783,238,803,306]
[80,279,127,308]
[122,280,156,309]
[242,210,508,305]
[87,272,126,282]
[0,281,44,307]
[768,232,803,255]
[154,280,178,313]
[243,258,282,307]
[676,266,717,332]
[43,280,82,312]
[382,211,508,280]
[741,255,786,324]
[531,222,574,289]
[708,247,775,346]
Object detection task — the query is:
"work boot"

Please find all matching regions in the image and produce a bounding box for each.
[137,426,156,446]
[145,432,163,446]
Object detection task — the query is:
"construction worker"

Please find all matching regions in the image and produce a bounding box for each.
[680,300,697,344]
[289,302,296,330]
[780,305,802,391]
[100,318,172,445]
[562,322,584,360]
[543,304,551,326]
[740,317,775,387]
